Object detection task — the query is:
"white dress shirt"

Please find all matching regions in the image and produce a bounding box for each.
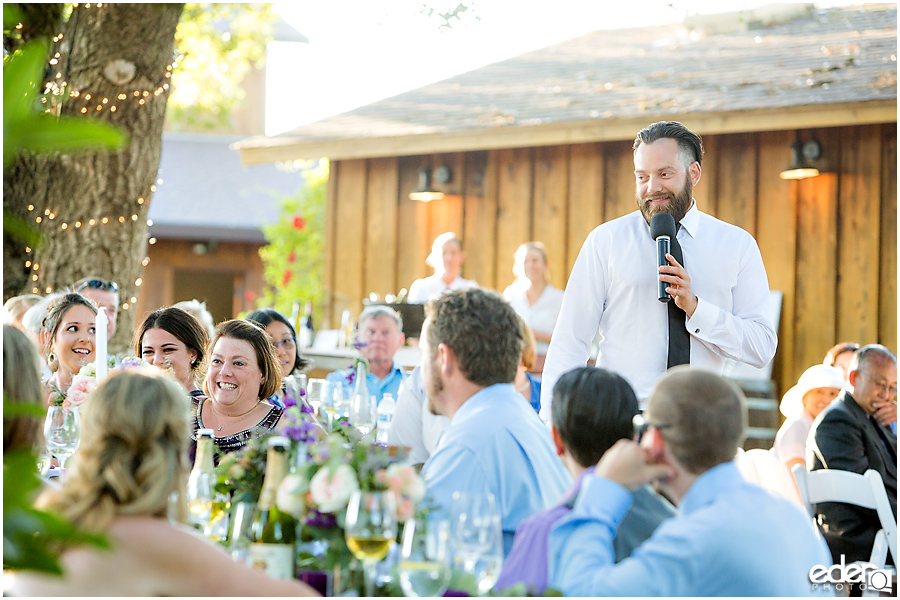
[503,282,565,355]
[407,274,478,304]
[540,204,776,416]
[387,364,449,464]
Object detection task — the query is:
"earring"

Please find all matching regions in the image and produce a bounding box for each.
[48,351,58,372]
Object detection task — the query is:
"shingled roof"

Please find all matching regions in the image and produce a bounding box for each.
[236,3,897,164]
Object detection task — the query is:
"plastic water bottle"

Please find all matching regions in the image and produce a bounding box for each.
[376,393,396,445]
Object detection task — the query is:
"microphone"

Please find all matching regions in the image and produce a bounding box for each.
[649,213,677,303]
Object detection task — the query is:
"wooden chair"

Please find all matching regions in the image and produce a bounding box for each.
[791,465,897,595]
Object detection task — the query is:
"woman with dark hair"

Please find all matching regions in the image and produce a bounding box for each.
[135,307,209,398]
[10,369,318,596]
[191,319,284,460]
[823,341,860,382]
[246,308,309,408]
[42,293,97,404]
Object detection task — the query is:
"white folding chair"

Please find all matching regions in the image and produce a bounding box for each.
[735,448,803,505]
[792,465,897,595]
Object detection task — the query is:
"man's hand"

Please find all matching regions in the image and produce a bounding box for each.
[873,400,897,428]
[594,439,675,491]
[660,254,698,317]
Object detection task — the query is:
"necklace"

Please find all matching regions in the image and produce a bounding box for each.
[208,399,261,432]
[516,378,531,393]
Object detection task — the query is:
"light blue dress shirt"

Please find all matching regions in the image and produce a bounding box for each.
[548,461,832,596]
[422,383,571,555]
[325,361,407,406]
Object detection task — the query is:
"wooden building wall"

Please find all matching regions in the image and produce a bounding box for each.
[323,123,897,399]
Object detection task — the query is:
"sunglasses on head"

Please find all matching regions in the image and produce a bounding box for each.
[77,278,119,293]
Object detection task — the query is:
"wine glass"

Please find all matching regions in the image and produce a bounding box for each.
[399,516,451,597]
[306,378,326,417]
[473,514,504,594]
[43,405,81,483]
[283,374,306,405]
[350,393,377,438]
[450,492,498,578]
[228,501,257,565]
[345,490,397,598]
[319,381,342,432]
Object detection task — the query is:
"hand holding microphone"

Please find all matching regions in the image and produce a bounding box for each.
[650,213,677,303]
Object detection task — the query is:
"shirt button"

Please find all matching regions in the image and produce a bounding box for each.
[695,328,700,334]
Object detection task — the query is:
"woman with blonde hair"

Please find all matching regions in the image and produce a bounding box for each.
[3,324,45,453]
[503,242,564,373]
[9,369,318,596]
[407,232,479,303]
[513,316,542,413]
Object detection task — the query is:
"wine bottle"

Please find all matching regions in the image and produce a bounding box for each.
[299,301,314,348]
[186,428,215,532]
[350,362,375,436]
[248,436,297,579]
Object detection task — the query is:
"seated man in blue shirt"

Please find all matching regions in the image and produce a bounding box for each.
[549,367,832,596]
[326,305,407,405]
[495,367,675,594]
[421,289,571,556]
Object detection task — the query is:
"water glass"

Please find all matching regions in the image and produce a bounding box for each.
[228,501,257,565]
[399,516,451,597]
[283,374,307,405]
[44,405,80,483]
[320,381,343,431]
[450,491,500,588]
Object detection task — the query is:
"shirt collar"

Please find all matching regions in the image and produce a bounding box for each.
[678,461,743,515]
[678,200,700,238]
[452,383,515,422]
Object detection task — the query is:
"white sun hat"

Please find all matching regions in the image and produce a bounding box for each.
[780,364,846,418]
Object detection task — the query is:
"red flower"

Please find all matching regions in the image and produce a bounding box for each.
[287,251,296,263]
[292,216,306,230]
[244,290,257,303]
[282,270,293,286]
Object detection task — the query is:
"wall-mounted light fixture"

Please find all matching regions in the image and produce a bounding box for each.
[409,165,452,201]
[779,137,822,180]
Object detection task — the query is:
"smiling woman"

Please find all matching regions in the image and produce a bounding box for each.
[190,319,284,463]
[42,293,98,404]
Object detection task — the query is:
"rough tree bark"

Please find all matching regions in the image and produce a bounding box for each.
[3,3,184,353]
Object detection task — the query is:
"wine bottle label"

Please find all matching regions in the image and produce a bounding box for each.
[249,543,294,580]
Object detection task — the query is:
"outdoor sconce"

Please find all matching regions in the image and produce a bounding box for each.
[779,137,822,180]
[409,165,452,201]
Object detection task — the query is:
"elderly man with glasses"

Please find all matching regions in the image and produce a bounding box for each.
[73,276,119,338]
[548,367,830,596]
[808,344,898,567]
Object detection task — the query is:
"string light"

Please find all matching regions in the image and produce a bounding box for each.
[142,258,150,266]
[135,278,143,286]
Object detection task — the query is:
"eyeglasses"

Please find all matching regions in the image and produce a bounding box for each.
[271,337,296,351]
[859,371,898,397]
[76,278,118,293]
[633,413,672,443]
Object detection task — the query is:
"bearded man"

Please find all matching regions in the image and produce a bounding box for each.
[540,121,776,416]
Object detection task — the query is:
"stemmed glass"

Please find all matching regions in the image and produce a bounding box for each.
[345,490,397,598]
[450,492,501,589]
[350,393,377,438]
[399,516,451,597]
[43,405,81,483]
[306,378,326,417]
[319,381,342,432]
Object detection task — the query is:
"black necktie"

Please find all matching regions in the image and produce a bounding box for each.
[667,224,691,368]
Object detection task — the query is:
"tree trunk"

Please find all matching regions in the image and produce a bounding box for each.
[3,3,184,353]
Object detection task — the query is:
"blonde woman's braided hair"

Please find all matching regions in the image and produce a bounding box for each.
[37,368,191,532]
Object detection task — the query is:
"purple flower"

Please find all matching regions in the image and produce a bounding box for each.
[305,508,338,529]
[344,370,355,385]
[352,336,368,351]
[283,396,298,408]
[300,403,314,415]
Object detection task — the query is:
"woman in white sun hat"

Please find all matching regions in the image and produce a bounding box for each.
[772,364,845,471]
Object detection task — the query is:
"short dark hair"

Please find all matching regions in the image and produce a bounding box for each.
[204,319,282,400]
[134,307,210,378]
[245,308,309,373]
[552,367,639,468]
[424,288,522,387]
[823,341,860,367]
[648,367,747,475]
[633,121,704,167]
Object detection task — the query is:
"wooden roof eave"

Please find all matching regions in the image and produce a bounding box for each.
[235,99,897,165]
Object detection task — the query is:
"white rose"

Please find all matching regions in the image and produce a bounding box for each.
[276,473,308,519]
[386,463,427,503]
[309,464,359,513]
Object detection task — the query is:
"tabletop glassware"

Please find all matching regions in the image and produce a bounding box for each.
[450,491,498,579]
[228,501,257,565]
[399,516,451,597]
[43,405,80,483]
[283,374,307,405]
[350,393,377,438]
[345,490,397,598]
[319,381,342,432]
[306,378,326,416]
[472,514,504,594]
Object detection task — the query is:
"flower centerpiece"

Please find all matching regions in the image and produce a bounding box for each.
[49,356,149,407]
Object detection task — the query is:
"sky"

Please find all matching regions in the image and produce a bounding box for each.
[264,1,860,136]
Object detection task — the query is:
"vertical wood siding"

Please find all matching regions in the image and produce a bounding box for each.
[323,123,897,399]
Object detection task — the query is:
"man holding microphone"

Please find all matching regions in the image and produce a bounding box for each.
[540,121,776,416]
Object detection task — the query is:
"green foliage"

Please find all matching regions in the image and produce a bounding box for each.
[3,38,128,168]
[259,162,328,325]
[168,3,277,131]
[3,450,108,574]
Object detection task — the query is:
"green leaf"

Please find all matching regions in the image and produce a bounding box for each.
[1,212,42,249]
[7,115,129,156]
[3,5,25,32]
[3,399,48,418]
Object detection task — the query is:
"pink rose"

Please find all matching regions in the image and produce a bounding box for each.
[396,497,416,522]
[309,464,359,513]
[385,464,426,503]
[277,473,309,519]
[66,376,96,407]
